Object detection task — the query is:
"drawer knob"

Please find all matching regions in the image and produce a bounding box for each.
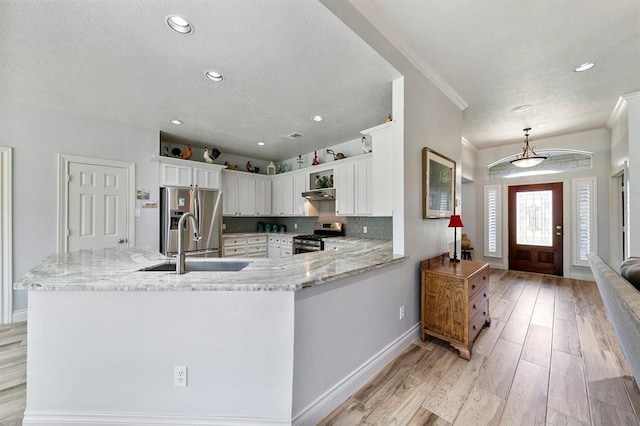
[472,325,477,331]
[483,311,487,316]
[484,293,487,298]
[472,304,476,310]
[483,276,486,280]
[472,284,476,290]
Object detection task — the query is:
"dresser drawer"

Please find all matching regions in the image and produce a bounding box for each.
[468,267,489,296]
[469,300,489,342]
[469,284,489,314]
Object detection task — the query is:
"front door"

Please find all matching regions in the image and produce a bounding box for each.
[508,182,563,276]
[66,160,131,251]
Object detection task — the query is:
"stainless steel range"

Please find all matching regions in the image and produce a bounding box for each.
[293,222,344,254]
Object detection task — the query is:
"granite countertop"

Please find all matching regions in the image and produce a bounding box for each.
[14,239,405,292]
[223,232,302,238]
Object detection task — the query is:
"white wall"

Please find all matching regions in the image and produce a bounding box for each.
[0,100,159,313]
[474,129,611,278]
[626,93,640,256]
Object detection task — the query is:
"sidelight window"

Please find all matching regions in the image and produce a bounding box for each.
[573,177,597,266]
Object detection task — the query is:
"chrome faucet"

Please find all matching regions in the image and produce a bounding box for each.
[176,212,201,274]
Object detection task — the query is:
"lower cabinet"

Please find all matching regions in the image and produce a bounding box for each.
[267,234,294,258]
[420,256,491,360]
[222,235,267,258]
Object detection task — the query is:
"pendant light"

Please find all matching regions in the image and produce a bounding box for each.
[510,128,547,168]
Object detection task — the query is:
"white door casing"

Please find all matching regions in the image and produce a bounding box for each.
[0,147,13,324]
[58,154,135,252]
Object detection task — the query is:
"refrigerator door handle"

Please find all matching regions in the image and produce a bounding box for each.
[195,196,203,240]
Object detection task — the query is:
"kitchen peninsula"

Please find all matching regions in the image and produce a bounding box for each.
[15,241,406,425]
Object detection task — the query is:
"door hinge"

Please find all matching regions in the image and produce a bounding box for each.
[66,229,70,237]
[66,174,71,183]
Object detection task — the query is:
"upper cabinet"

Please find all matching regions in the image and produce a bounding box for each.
[362,121,394,216]
[156,156,225,190]
[272,169,309,216]
[222,170,271,216]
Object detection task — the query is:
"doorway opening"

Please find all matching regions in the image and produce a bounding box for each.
[508,182,563,276]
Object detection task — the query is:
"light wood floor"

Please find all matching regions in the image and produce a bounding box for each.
[2,271,639,425]
[321,270,640,425]
[0,320,26,426]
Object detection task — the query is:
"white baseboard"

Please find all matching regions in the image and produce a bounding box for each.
[292,323,421,425]
[570,271,595,281]
[12,308,27,323]
[22,411,289,425]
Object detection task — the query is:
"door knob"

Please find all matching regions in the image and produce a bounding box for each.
[118,238,128,244]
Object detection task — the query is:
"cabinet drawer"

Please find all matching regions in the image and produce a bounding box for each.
[223,247,246,257]
[224,237,247,247]
[469,300,489,342]
[246,243,267,254]
[247,235,267,244]
[468,267,489,296]
[469,290,489,323]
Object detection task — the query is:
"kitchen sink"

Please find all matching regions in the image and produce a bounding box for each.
[140,261,251,272]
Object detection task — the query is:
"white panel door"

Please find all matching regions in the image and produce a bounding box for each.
[68,162,129,251]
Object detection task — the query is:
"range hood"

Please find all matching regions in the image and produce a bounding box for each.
[302,188,335,201]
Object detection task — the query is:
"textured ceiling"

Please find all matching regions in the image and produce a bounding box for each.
[0,0,399,160]
[2,1,638,157]
[354,0,640,148]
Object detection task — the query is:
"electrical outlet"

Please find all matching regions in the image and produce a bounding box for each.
[174,366,187,387]
[399,305,405,320]
[135,209,141,218]
[294,223,298,229]
[363,226,368,234]
[222,223,227,230]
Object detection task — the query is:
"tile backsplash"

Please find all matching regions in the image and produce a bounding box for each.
[223,216,392,240]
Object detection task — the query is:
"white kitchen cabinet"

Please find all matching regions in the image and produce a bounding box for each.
[334,162,355,216]
[157,156,224,189]
[280,235,293,257]
[255,177,272,216]
[361,121,394,216]
[272,170,307,216]
[354,157,373,216]
[222,234,267,258]
[221,170,269,216]
[268,234,281,258]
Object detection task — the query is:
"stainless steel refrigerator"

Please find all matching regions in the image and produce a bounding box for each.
[160,187,223,257]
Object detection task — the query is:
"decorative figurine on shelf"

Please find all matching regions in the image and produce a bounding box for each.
[224,161,238,170]
[267,161,276,175]
[386,114,393,122]
[297,155,303,169]
[461,234,472,250]
[326,149,346,161]
[180,144,192,160]
[162,146,170,157]
[312,150,319,165]
[361,136,372,153]
[203,147,220,164]
[171,147,182,158]
[246,161,255,172]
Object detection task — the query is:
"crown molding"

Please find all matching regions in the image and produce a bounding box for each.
[607,96,628,129]
[348,0,468,111]
[461,137,478,151]
[622,90,640,102]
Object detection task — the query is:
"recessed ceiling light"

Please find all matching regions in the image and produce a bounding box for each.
[574,62,595,72]
[205,71,224,82]
[166,16,193,34]
[512,104,532,113]
[257,141,265,146]
[170,119,183,125]
[312,115,323,122]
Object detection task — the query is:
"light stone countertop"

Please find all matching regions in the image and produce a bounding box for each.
[14,239,405,292]
[223,232,302,238]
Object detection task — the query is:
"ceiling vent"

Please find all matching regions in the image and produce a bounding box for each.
[285,132,303,139]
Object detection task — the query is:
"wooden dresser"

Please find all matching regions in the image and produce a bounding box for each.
[420,255,491,359]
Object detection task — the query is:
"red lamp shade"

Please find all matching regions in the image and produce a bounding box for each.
[448,215,464,228]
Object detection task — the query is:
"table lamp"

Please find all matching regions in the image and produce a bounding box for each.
[448,214,464,262]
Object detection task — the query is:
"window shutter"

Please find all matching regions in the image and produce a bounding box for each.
[484,185,502,258]
[573,177,597,266]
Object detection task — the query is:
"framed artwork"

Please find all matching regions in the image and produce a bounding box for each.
[422,147,456,219]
